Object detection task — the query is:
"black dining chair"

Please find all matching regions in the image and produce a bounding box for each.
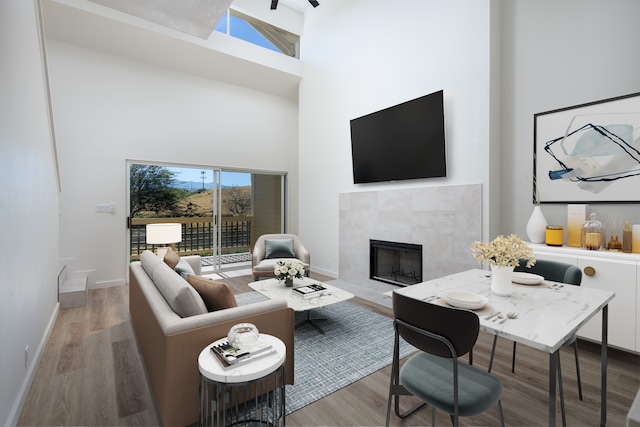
[386,291,504,427]
[488,258,583,424]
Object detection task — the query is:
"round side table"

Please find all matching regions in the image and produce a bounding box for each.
[198,334,286,427]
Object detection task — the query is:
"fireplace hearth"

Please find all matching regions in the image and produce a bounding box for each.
[370,240,422,286]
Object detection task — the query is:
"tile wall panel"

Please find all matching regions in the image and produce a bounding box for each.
[339,183,482,291]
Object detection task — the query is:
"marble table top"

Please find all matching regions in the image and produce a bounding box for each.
[198,334,286,383]
[392,269,615,353]
[248,277,355,312]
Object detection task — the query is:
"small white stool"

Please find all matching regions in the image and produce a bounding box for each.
[198,334,286,427]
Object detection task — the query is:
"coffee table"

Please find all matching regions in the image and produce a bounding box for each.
[248,277,354,333]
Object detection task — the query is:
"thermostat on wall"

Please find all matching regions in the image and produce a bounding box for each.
[96,203,115,213]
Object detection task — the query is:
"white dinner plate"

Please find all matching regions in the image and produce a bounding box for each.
[441,291,489,310]
[512,272,544,285]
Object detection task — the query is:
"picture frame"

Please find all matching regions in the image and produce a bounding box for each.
[534,92,640,203]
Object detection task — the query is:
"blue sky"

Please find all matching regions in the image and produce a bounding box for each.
[168,167,251,186]
[215,13,280,53]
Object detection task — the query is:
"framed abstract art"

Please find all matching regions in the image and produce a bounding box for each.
[534,92,640,203]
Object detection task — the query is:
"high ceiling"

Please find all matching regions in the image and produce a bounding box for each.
[85,0,316,40]
[86,0,234,39]
[42,0,304,99]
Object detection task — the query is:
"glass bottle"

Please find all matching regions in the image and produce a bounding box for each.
[582,213,603,250]
[623,221,633,253]
[607,235,622,251]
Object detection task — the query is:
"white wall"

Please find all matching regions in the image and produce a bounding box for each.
[47,40,300,286]
[298,0,493,276]
[501,0,640,238]
[0,2,60,426]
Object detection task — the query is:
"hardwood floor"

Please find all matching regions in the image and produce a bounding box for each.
[19,271,639,426]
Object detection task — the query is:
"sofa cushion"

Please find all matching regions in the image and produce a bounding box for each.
[140,250,163,277]
[186,274,237,312]
[163,248,180,269]
[151,261,207,318]
[175,258,195,278]
[265,239,295,259]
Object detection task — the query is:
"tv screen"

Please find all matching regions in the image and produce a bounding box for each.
[350,90,446,184]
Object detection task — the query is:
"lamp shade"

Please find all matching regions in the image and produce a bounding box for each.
[146,223,182,245]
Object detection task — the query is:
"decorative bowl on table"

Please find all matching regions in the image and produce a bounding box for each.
[227,323,259,348]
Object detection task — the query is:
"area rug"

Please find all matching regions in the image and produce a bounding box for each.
[235,292,416,414]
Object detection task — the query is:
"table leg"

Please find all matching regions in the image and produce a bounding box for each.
[549,351,558,427]
[295,309,328,334]
[601,305,608,427]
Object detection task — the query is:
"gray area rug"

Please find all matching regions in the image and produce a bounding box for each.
[236,291,416,414]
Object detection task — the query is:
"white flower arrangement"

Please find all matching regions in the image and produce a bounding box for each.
[274,259,305,281]
[471,234,536,268]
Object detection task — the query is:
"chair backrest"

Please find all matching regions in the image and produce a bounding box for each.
[515,258,582,286]
[392,291,479,358]
[253,233,308,260]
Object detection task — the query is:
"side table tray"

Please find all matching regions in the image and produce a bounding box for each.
[199,334,287,427]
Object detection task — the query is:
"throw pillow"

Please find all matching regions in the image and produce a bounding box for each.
[163,247,180,269]
[187,274,238,312]
[152,262,207,317]
[265,239,295,259]
[175,258,195,278]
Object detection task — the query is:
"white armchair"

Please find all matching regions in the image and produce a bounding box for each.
[252,234,310,281]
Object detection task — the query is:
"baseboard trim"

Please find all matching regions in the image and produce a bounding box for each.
[310,266,337,278]
[91,279,126,290]
[6,302,60,427]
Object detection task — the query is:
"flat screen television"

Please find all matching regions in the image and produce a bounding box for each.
[350,90,446,184]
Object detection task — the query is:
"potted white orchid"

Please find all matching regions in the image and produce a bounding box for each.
[274,260,305,287]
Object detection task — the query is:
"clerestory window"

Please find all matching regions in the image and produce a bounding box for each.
[215,10,300,58]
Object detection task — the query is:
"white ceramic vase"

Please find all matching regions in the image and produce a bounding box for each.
[490,265,514,296]
[526,205,547,244]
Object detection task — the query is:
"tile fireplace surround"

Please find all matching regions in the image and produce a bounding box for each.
[339,183,482,291]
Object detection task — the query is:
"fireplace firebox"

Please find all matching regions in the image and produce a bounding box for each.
[370,240,422,286]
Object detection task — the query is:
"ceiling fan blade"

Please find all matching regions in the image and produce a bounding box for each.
[308,0,319,7]
[271,0,278,10]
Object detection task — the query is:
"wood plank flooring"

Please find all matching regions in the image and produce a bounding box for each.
[18,271,640,426]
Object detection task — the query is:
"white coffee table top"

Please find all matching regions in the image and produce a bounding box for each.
[198,334,286,383]
[248,277,354,312]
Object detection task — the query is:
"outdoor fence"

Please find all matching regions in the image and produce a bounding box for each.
[130,216,253,260]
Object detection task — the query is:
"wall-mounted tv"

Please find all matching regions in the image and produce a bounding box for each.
[350,90,446,184]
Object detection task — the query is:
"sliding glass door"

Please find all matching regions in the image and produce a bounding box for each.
[127,161,286,272]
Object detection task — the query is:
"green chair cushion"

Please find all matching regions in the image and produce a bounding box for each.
[400,352,503,417]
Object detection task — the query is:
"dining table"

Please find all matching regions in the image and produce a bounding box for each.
[392,268,615,427]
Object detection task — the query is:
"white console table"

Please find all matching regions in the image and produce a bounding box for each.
[529,243,640,353]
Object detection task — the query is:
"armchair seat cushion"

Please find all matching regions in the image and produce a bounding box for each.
[252,257,310,275]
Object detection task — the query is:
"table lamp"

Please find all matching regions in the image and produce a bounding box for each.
[146,223,182,259]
